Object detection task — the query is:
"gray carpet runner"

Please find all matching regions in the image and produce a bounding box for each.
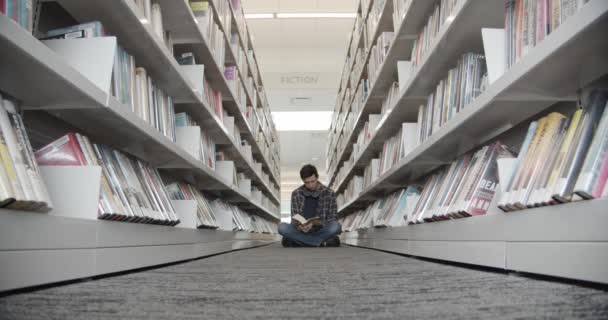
[1,243,607,319]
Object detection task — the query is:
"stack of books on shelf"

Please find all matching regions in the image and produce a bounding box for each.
[353,114,382,158]
[379,122,418,174]
[417,52,487,144]
[166,181,219,228]
[230,34,248,78]
[225,66,247,111]
[411,0,459,67]
[372,186,421,227]
[499,90,608,210]
[1,0,280,240]
[36,132,180,225]
[363,158,381,188]
[368,31,394,86]
[0,95,52,211]
[210,198,275,233]
[231,0,246,41]
[131,0,174,54]
[365,0,388,49]
[174,51,224,122]
[175,112,216,169]
[43,21,178,142]
[392,0,408,32]
[505,0,590,68]
[1,0,34,32]
[406,141,513,224]
[341,205,375,232]
[342,175,364,205]
[189,0,225,68]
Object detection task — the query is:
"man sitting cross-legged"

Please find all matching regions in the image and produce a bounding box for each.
[278,164,341,247]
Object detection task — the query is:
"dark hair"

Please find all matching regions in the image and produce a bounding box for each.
[300,164,318,180]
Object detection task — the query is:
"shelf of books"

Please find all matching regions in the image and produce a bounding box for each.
[329,0,608,284]
[52,0,280,197]
[0,0,280,292]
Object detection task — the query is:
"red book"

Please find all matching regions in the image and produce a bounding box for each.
[592,152,608,198]
[35,132,88,166]
[0,0,6,15]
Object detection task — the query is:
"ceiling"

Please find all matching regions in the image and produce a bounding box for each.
[243,0,357,209]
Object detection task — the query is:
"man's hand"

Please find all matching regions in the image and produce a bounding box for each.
[297,223,314,233]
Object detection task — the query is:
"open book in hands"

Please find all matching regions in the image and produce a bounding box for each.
[292,214,322,233]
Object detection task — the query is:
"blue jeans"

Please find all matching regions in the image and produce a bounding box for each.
[278,221,342,247]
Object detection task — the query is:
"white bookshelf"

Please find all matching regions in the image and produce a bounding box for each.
[0,14,279,219]
[338,0,608,207]
[54,0,281,196]
[0,209,277,292]
[332,0,608,284]
[0,0,281,291]
[342,198,608,284]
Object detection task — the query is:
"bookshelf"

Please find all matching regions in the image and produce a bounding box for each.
[0,0,280,291]
[0,210,276,292]
[54,0,280,194]
[330,0,608,284]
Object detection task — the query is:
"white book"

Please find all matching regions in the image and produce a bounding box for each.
[223,116,235,139]
[481,28,506,84]
[400,122,419,159]
[397,61,412,92]
[216,161,236,185]
[0,100,36,204]
[368,114,382,133]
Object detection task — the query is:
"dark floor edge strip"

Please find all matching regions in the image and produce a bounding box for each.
[0,242,277,298]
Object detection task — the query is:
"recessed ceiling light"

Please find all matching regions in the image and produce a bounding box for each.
[271,111,333,131]
[244,12,356,19]
[244,13,275,19]
[277,13,357,19]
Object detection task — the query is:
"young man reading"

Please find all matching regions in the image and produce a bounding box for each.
[278,164,342,247]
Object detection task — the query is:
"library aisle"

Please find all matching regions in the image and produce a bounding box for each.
[1,244,607,319]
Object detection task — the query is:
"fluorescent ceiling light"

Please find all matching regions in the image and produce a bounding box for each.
[245,13,275,19]
[277,13,356,18]
[271,111,333,131]
[245,13,356,19]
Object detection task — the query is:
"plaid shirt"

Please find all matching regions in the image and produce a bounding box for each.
[291,183,338,224]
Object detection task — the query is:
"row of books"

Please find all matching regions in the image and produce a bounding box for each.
[131,0,174,54]
[175,52,224,121]
[505,0,590,68]
[499,89,608,209]
[368,31,394,87]
[342,90,608,230]
[42,21,177,142]
[210,197,276,233]
[340,186,421,230]
[0,95,52,211]
[175,112,216,169]
[411,0,459,67]
[167,181,277,232]
[1,0,33,32]
[341,141,512,230]
[36,132,180,224]
[331,81,405,188]
[417,52,487,144]
[392,0,409,32]
[166,181,219,228]
[365,0,388,50]
[225,66,248,114]
[189,0,226,69]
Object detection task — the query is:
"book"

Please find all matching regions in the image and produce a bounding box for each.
[291,214,321,226]
[573,92,608,199]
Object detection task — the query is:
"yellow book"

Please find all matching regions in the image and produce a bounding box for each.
[508,116,548,206]
[546,109,583,193]
[518,112,566,206]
